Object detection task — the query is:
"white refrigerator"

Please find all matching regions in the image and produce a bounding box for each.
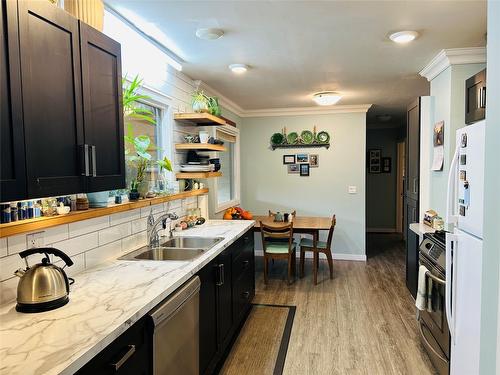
[446,120,486,375]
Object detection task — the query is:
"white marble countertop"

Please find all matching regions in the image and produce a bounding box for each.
[409,222,436,236]
[0,220,254,375]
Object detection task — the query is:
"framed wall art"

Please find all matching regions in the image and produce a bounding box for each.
[283,155,296,164]
[300,164,310,176]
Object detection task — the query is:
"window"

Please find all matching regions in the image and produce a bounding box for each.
[212,126,240,212]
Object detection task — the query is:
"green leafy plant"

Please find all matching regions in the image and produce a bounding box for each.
[191,89,221,116]
[123,75,172,191]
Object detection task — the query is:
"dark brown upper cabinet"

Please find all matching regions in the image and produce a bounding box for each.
[0,0,27,202]
[0,0,125,202]
[80,22,125,193]
[406,98,420,201]
[465,69,486,125]
[17,0,86,198]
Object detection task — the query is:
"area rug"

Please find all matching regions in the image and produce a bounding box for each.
[219,304,296,375]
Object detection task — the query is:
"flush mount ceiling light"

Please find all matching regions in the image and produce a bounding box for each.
[377,114,392,122]
[195,28,224,40]
[389,30,419,44]
[229,64,248,74]
[312,92,342,106]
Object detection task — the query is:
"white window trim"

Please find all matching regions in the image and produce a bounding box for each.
[123,77,175,185]
[210,125,241,214]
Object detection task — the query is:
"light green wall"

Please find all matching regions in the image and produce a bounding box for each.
[428,63,485,216]
[240,112,367,256]
[366,128,401,230]
[480,1,500,373]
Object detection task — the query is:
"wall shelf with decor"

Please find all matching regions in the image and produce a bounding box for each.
[271,143,330,150]
[175,143,226,152]
[174,113,227,126]
[175,172,222,179]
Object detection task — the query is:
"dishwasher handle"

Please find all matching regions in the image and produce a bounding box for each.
[148,276,201,327]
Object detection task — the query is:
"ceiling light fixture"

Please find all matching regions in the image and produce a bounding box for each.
[229,64,248,74]
[195,28,224,40]
[312,92,342,106]
[377,114,392,122]
[389,30,419,44]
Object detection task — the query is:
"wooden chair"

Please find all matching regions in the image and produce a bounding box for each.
[299,215,336,285]
[260,221,296,285]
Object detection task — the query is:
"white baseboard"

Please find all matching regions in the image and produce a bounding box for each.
[366,227,397,233]
[254,249,366,262]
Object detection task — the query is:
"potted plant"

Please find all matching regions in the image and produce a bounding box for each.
[191,89,209,113]
[123,76,173,199]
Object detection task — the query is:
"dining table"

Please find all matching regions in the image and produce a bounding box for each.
[252,215,332,239]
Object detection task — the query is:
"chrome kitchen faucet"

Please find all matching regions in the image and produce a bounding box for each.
[147,209,179,248]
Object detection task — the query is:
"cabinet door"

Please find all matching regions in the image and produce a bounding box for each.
[465,69,486,125]
[406,98,420,201]
[197,259,218,375]
[216,248,233,350]
[0,0,26,202]
[80,22,126,192]
[18,0,86,198]
[405,197,419,299]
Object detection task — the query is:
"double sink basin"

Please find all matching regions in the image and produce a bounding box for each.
[119,236,223,261]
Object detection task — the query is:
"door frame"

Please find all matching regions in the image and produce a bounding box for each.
[396,141,405,234]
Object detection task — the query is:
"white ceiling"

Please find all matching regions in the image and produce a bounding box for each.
[105,0,487,126]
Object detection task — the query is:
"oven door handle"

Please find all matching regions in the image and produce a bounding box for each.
[418,321,448,363]
[425,271,445,285]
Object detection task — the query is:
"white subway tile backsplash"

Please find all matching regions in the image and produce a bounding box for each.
[6,234,26,255]
[85,240,122,269]
[0,238,7,258]
[54,253,86,278]
[131,218,148,234]
[141,203,164,218]
[69,216,109,237]
[98,222,131,246]
[122,231,147,254]
[0,254,25,281]
[110,208,141,226]
[51,232,99,257]
[43,225,69,245]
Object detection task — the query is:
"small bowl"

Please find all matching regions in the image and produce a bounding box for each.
[56,206,70,215]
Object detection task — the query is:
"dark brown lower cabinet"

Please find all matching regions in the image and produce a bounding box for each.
[75,317,152,375]
[198,228,255,375]
[405,197,419,299]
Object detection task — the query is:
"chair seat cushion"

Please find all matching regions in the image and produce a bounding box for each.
[265,242,296,254]
[300,238,328,249]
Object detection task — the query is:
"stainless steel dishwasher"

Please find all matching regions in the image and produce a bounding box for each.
[148,276,201,375]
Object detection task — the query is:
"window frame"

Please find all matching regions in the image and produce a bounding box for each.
[211,125,241,213]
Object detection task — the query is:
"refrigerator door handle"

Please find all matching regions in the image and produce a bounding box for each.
[446,141,460,227]
[446,233,459,344]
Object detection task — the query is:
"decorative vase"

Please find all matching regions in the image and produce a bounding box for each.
[192,100,208,113]
[136,181,149,198]
[129,190,140,201]
[86,191,109,208]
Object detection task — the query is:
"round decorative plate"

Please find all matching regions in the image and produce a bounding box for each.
[271,133,285,145]
[316,131,330,143]
[301,130,314,144]
[287,132,299,144]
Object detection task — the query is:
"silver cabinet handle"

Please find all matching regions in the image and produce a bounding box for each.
[412,208,417,222]
[480,86,486,108]
[110,344,136,371]
[216,264,225,286]
[478,87,482,109]
[81,144,90,176]
[91,145,97,177]
[413,178,418,194]
[425,271,446,285]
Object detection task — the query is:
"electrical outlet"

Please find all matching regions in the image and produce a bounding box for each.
[26,232,44,249]
[348,185,357,194]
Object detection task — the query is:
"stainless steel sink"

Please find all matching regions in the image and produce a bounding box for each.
[160,237,223,249]
[119,237,223,261]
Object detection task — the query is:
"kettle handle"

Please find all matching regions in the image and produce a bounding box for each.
[19,247,74,267]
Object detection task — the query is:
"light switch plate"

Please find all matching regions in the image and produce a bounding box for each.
[348,186,357,194]
[27,232,44,249]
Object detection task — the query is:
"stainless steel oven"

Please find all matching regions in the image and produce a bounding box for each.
[418,233,450,375]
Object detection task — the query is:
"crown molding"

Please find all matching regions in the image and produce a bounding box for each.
[238,104,372,117]
[419,47,486,81]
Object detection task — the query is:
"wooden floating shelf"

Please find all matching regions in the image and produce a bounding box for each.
[0,189,209,238]
[174,112,227,126]
[175,143,226,152]
[271,143,330,150]
[176,171,222,179]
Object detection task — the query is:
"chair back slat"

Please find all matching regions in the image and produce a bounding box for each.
[260,221,294,254]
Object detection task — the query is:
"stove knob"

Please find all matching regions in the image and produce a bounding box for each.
[425,242,432,249]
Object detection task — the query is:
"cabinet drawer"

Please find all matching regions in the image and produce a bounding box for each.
[76,318,151,375]
[232,244,254,282]
[232,266,255,323]
[231,229,254,260]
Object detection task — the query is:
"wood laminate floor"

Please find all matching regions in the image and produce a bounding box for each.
[250,233,437,375]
